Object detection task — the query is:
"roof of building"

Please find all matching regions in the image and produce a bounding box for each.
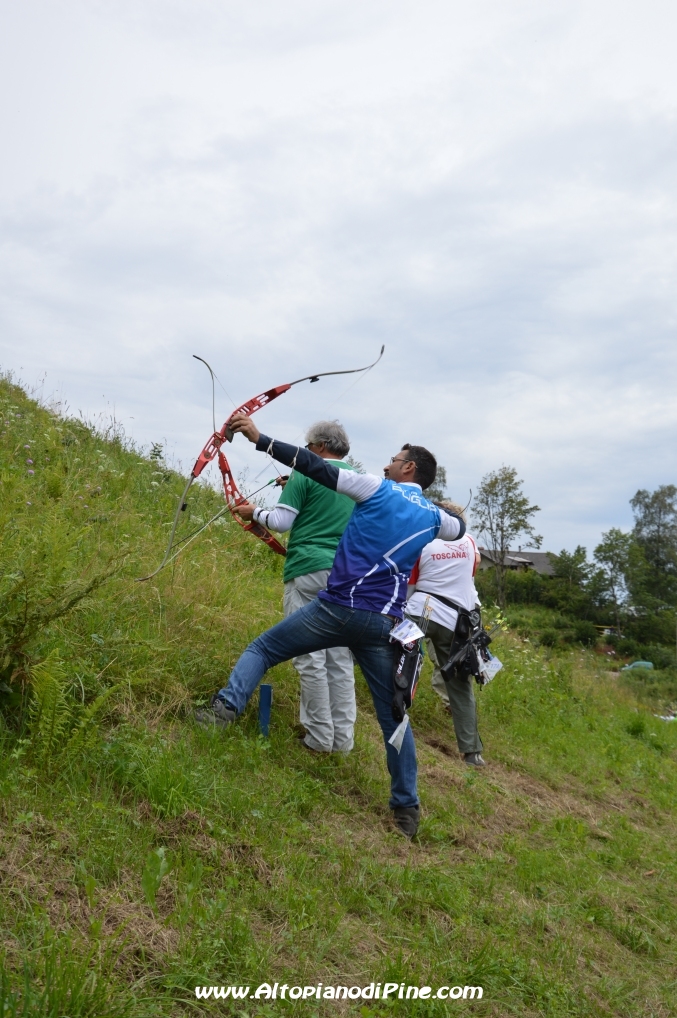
[478,548,555,576]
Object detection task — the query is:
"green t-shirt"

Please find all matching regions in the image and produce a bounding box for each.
[278,460,356,583]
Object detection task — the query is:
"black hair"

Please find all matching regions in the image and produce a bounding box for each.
[401,443,437,491]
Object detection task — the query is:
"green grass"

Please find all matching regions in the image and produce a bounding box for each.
[1,377,677,1016]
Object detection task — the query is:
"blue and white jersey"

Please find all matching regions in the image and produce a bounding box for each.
[255,434,465,617]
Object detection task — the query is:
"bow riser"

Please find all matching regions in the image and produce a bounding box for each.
[190,383,292,479]
[218,449,243,507]
[242,520,287,556]
[191,432,224,479]
[218,450,287,557]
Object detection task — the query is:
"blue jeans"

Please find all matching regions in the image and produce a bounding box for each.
[218,598,418,809]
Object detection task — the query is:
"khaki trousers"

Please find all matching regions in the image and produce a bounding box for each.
[283,569,356,753]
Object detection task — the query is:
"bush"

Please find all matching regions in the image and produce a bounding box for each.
[611,639,674,668]
[539,629,559,647]
[637,644,676,670]
[476,567,547,606]
[615,637,640,658]
[625,715,646,738]
[573,621,598,646]
[623,610,677,647]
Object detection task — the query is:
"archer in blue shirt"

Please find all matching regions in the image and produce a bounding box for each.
[194,414,465,839]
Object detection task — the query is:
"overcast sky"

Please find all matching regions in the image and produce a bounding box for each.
[1,0,676,554]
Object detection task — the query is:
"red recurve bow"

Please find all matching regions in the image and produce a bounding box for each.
[137,346,385,581]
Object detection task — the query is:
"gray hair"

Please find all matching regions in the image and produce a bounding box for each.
[438,499,467,524]
[305,420,350,457]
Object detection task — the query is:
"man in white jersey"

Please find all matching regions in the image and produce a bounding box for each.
[406,502,486,766]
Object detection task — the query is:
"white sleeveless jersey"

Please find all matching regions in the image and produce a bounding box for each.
[405,532,479,631]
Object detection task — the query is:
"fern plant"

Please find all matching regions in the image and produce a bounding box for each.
[0,518,117,685]
[65,675,153,756]
[28,651,73,765]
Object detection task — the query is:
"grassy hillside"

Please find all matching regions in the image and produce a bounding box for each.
[1,376,676,1017]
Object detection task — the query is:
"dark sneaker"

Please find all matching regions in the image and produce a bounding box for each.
[194,694,236,730]
[301,740,324,754]
[463,752,486,767]
[392,805,420,839]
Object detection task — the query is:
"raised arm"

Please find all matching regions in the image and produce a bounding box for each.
[255,434,383,501]
[256,433,340,486]
[437,507,466,541]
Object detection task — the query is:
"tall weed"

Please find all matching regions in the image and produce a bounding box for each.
[0,932,131,1018]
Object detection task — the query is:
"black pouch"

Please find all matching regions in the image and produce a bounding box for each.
[473,625,499,684]
[392,641,423,722]
[441,608,484,683]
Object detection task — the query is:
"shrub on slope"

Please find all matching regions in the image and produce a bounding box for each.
[0,375,287,744]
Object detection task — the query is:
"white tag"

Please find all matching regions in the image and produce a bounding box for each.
[388,714,410,753]
[480,654,502,682]
[389,619,425,646]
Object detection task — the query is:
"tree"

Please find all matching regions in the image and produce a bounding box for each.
[345,455,365,474]
[551,545,591,588]
[630,485,677,603]
[592,528,632,634]
[471,466,541,606]
[547,545,596,617]
[424,464,447,502]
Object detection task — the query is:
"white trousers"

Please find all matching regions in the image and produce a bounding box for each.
[282,569,356,753]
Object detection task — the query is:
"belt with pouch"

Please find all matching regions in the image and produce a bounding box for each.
[415,591,481,629]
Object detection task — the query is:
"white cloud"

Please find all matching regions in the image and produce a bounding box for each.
[1,0,677,556]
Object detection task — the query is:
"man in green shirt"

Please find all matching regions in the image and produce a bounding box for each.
[235,420,357,753]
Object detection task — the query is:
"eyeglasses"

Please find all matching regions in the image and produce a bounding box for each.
[389,456,411,465]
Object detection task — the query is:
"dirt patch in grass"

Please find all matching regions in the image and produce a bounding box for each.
[488,766,602,822]
[416,743,656,857]
[426,733,673,825]
[227,842,274,885]
[0,825,179,976]
[99,886,180,974]
[422,734,460,758]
